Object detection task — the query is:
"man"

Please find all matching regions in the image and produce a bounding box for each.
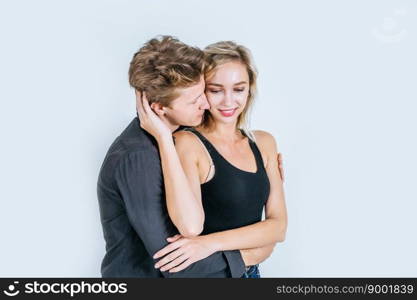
[97,36,285,277]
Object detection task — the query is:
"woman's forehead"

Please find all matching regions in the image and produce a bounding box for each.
[206,62,249,85]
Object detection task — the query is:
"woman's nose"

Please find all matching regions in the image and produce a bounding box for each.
[223,92,233,106]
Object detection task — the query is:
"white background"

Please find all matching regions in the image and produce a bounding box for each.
[0,0,416,277]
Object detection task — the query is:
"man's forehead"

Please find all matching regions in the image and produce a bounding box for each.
[179,78,205,95]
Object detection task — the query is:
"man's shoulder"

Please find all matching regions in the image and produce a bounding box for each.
[98,118,159,181]
[108,117,157,156]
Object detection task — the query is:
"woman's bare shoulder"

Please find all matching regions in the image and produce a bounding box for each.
[173,130,205,153]
[252,130,277,147]
[252,130,279,158]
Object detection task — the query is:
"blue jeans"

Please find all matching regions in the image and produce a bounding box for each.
[241,264,260,278]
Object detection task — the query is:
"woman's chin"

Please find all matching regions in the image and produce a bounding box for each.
[212,115,239,124]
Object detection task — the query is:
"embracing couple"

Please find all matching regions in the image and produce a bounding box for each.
[97,36,287,278]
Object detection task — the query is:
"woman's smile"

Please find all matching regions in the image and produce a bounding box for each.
[218,107,238,117]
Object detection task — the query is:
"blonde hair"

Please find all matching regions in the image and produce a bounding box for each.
[128,35,204,106]
[202,41,258,135]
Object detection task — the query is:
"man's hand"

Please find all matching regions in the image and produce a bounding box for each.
[153,234,218,273]
[136,91,172,141]
[278,152,285,183]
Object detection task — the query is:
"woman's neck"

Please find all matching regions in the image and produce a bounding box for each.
[200,121,242,143]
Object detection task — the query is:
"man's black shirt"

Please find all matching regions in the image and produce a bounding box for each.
[97,117,246,277]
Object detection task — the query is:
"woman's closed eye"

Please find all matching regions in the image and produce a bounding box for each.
[208,89,222,94]
[207,88,245,94]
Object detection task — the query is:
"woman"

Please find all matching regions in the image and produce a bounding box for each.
[138,41,287,278]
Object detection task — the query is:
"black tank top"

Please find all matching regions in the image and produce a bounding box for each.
[183,128,270,235]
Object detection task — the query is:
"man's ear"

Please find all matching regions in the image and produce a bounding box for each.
[150,102,165,116]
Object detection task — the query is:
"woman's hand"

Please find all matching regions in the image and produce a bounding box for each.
[153,234,218,273]
[136,91,172,141]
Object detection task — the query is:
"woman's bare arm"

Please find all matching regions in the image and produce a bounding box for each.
[157,135,205,237]
[240,244,276,266]
[136,95,204,237]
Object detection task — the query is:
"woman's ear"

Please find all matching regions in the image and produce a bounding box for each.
[150,102,165,116]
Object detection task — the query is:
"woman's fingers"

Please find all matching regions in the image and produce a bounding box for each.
[168,258,194,273]
[135,91,145,118]
[141,93,153,114]
[142,91,149,103]
[277,152,285,182]
[167,234,182,242]
[155,248,184,268]
[153,239,184,259]
[159,254,189,272]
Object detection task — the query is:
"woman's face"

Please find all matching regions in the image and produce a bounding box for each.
[205,61,250,125]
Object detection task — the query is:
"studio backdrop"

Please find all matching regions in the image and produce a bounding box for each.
[0,0,416,277]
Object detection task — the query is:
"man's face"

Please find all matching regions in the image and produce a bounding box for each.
[163,76,210,127]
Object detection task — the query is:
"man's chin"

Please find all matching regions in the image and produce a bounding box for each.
[192,117,204,127]
[180,118,202,127]
[170,112,203,128]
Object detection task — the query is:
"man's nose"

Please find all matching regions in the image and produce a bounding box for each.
[200,94,210,110]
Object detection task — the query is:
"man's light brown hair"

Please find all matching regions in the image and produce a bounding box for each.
[128,36,204,106]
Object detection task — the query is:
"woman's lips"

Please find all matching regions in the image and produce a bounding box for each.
[218,108,237,117]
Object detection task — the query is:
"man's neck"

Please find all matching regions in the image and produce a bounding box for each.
[161,117,179,133]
